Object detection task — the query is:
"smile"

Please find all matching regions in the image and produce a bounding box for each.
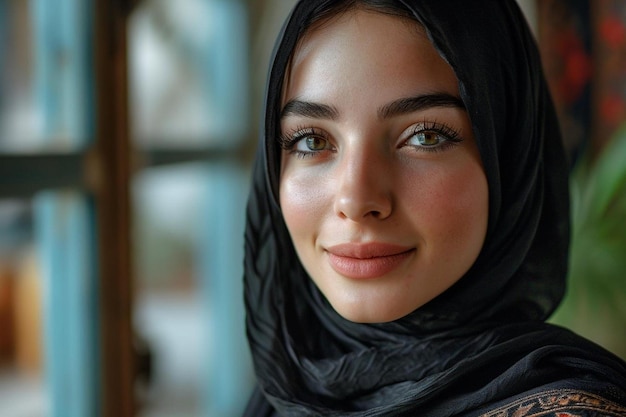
[326,243,415,279]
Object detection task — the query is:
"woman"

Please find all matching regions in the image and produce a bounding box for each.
[243,1,626,415]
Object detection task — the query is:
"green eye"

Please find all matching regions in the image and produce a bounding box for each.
[415,132,441,146]
[401,122,463,153]
[305,136,329,150]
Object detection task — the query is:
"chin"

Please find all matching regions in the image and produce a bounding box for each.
[331,299,415,324]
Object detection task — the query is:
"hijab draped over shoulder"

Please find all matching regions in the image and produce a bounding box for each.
[243,0,626,415]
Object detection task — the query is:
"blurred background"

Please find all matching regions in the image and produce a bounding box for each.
[0,0,624,416]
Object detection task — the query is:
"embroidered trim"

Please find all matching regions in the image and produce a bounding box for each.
[481,389,626,417]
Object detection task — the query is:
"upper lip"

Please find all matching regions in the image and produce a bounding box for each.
[326,242,414,259]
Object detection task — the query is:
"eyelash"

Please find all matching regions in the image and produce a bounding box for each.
[278,121,464,158]
[279,127,333,159]
[403,121,464,153]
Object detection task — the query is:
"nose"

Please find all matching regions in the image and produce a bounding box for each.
[333,148,393,221]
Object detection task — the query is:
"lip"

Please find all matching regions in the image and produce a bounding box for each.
[326,242,415,279]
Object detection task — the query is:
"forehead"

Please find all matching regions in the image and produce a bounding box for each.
[283,9,460,106]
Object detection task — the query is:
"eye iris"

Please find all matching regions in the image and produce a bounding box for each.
[418,132,440,146]
[306,136,326,150]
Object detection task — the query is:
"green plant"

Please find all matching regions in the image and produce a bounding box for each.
[550,124,626,359]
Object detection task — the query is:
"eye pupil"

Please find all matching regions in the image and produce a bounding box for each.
[419,132,439,146]
[306,136,326,150]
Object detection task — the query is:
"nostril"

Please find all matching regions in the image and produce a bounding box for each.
[334,185,393,221]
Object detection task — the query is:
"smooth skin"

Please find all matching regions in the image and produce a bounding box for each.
[279,9,489,323]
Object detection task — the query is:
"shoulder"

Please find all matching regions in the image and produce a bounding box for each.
[480,389,626,417]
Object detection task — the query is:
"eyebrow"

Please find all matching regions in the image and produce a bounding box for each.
[281,93,465,121]
[377,93,465,119]
[281,100,340,120]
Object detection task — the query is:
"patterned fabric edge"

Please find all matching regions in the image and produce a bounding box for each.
[480,389,626,417]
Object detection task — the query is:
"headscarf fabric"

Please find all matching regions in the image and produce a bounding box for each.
[243,1,626,415]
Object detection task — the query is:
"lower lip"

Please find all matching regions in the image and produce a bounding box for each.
[327,250,414,279]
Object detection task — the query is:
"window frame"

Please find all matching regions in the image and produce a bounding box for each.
[2,1,253,415]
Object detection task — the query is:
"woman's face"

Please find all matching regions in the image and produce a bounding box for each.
[279,9,489,323]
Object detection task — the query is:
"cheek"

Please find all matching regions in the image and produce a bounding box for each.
[279,169,328,238]
[404,160,488,251]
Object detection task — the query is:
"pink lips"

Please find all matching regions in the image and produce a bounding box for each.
[326,242,414,279]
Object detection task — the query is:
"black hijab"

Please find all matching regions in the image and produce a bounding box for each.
[243,1,626,415]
